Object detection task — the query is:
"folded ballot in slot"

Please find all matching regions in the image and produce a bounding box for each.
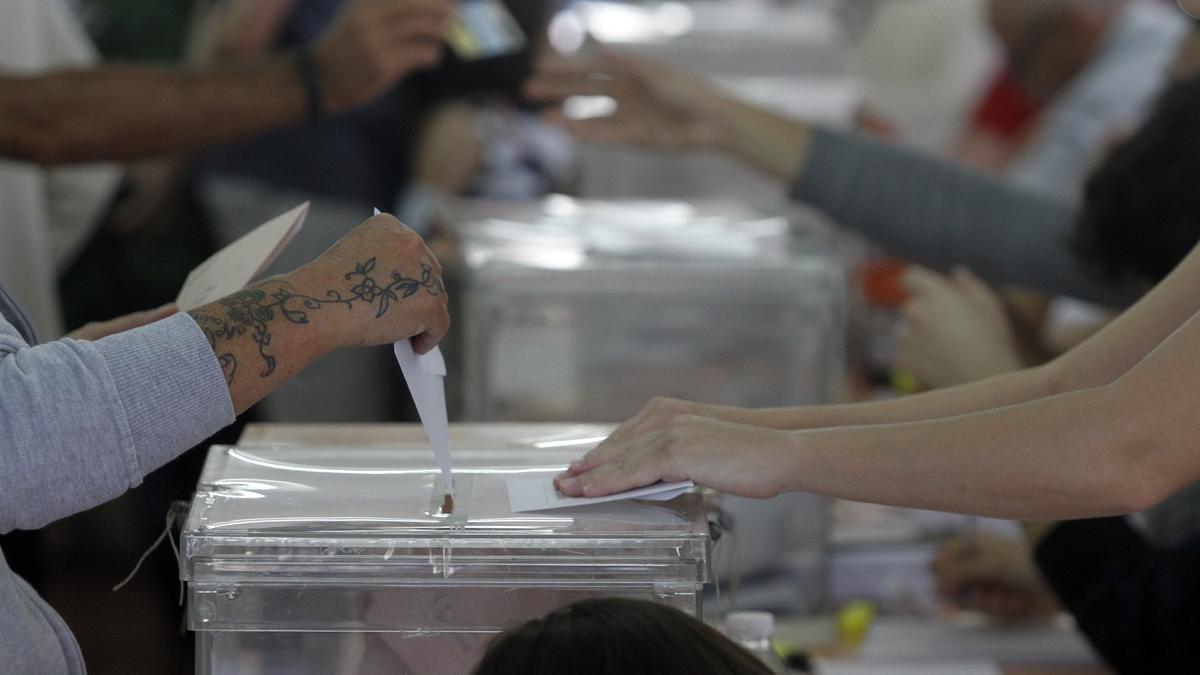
[182,443,710,675]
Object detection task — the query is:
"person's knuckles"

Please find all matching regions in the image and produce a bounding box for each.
[577,445,611,468]
[578,463,619,492]
[661,420,690,449]
[557,473,586,495]
[391,233,428,263]
[588,443,628,468]
[586,471,633,497]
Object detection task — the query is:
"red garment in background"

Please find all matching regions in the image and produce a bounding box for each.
[970,68,1042,139]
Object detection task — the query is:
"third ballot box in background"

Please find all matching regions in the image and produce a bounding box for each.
[443,196,845,613]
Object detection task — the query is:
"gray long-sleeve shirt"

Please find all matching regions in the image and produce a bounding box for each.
[0,284,233,673]
[793,128,1145,306]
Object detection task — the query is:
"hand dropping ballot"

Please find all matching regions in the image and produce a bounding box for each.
[375,208,455,513]
[394,339,455,512]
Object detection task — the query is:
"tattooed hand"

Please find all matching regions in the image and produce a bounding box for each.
[299,212,449,352]
[187,213,449,411]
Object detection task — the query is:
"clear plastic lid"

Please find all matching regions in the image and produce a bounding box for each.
[183,444,709,586]
[446,196,791,268]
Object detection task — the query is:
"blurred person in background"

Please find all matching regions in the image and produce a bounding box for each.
[523,50,1130,306]
[975,0,1186,196]
[952,66,1041,174]
[522,7,1200,390]
[920,0,1188,414]
[0,0,124,344]
[192,0,566,224]
[887,0,1186,398]
[847,0,993,148]
[0,0,449,336]
[852,0,1186,191]
[931,516,1200,672]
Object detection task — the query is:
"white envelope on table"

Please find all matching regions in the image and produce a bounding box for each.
[176,202,308,310]
[507,477,694,513]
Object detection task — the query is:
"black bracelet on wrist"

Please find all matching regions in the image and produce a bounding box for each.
[294,46,324,122]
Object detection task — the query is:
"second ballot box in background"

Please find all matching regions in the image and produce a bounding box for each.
[444,196,845,613]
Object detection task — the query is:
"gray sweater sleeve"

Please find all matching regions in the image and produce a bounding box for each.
[0,312,234,533]
[791,128,1142,306]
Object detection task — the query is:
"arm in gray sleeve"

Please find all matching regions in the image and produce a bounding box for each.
[791,128,1143,306]
[0,313,234,533]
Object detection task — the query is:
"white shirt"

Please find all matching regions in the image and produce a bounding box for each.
[0,0,122,338]
[1006,0,1190,199]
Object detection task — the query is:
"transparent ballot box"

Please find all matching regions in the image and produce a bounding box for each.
[182,438,710,675]
[449,196,846,423]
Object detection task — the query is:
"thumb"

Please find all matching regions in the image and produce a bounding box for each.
[116,303,178,332]
[130,302,179,326]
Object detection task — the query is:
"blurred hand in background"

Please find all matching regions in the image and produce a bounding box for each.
[898,266,1025,390]
[931,534,1061,621]
[315,0,452,110]
[525,50,727,151]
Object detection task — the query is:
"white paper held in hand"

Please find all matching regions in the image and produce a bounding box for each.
[506,477,694,513]
[175,202,309,311]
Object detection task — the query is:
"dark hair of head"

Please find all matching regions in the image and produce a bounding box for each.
[471,598,775,675]
[1073,73,1200,284]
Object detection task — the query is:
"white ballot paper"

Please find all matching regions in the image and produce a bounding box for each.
[375,206,456,494]
[394,327,454,493]
[506,477,694,513]
[176,202,309,310]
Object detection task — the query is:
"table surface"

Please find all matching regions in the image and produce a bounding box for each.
[775,615,1106,675]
